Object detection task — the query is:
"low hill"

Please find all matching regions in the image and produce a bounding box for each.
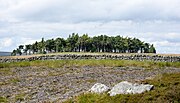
[0,51,11,56]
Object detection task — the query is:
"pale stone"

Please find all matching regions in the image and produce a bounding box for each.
[89,83,110,93]
[108,81,153,96]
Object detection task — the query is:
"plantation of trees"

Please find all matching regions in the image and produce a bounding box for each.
[11,33,156,56]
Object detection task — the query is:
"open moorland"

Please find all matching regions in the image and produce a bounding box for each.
[0,53,180,103]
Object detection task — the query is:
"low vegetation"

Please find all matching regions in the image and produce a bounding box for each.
[0,59,180,69]
[0,96,8,103]
[64,73,180,103]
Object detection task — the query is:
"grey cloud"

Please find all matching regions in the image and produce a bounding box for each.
[5,0,180,23]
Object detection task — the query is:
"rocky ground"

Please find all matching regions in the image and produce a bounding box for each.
[0,66,180,103]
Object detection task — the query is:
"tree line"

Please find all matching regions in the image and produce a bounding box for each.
[11,33,156,56]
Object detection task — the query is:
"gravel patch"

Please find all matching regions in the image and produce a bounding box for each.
[0,66,180,102]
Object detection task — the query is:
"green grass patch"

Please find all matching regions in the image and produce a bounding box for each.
[9,78,20,83]
[15,93,25,102]
[64,73,180,103]
[0,96,8,103]
[0,59,180,69]
[0,61,31,68]
[0,68,14,75]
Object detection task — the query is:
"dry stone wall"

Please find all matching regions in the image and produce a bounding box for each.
[0,54,180,63]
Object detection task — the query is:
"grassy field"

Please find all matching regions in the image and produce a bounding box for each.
[64,72,180,103]
[0,59,180,69]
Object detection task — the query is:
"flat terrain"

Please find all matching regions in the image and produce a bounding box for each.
[0,60,180,102]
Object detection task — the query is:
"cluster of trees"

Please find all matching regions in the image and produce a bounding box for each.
[11,33,156,56]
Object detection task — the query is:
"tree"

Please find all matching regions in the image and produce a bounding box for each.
[24,44,32,55]
[13,33,156,54]
[16,48,22,55]
[41,38,46,54]
[92,36,100,52]
[144,43,150,53]
[31,42,38,54]
[37,38,46,54]
[104,36,113,52]
[66,33,79,52]
[140,41,145,53]
[115,36,125,53]
[55,38,66,52]
[131,38,142,53]
[19,45,24,50]
[34,41,38,54]
[45,39,55,53]
[11,50,17,56]
[79,34,90,52]
[18,45,24,55]
[149,44,156,53]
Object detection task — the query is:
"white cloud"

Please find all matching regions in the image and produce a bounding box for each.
[0,38,13,50]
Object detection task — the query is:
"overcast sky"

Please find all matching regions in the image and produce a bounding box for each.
[0,0,180,53]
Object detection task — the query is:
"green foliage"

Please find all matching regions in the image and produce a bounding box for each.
[11,49,17,56]
[0,96,8,103]
[64,73,180,103]
[149,44,156,53]
[12,33,156,55]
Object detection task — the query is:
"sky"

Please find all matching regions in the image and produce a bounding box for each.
[0,0,180,54]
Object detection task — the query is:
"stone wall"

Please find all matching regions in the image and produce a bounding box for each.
[0,54,180,63]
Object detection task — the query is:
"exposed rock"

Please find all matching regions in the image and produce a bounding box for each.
[89,83,110,93]
[108,81,153,96]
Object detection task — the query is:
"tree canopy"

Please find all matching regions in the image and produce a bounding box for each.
[11,33,156,56]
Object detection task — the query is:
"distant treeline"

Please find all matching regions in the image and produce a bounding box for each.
[11,33,156,55]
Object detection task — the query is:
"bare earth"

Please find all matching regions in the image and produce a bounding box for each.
[0,66,180,102]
